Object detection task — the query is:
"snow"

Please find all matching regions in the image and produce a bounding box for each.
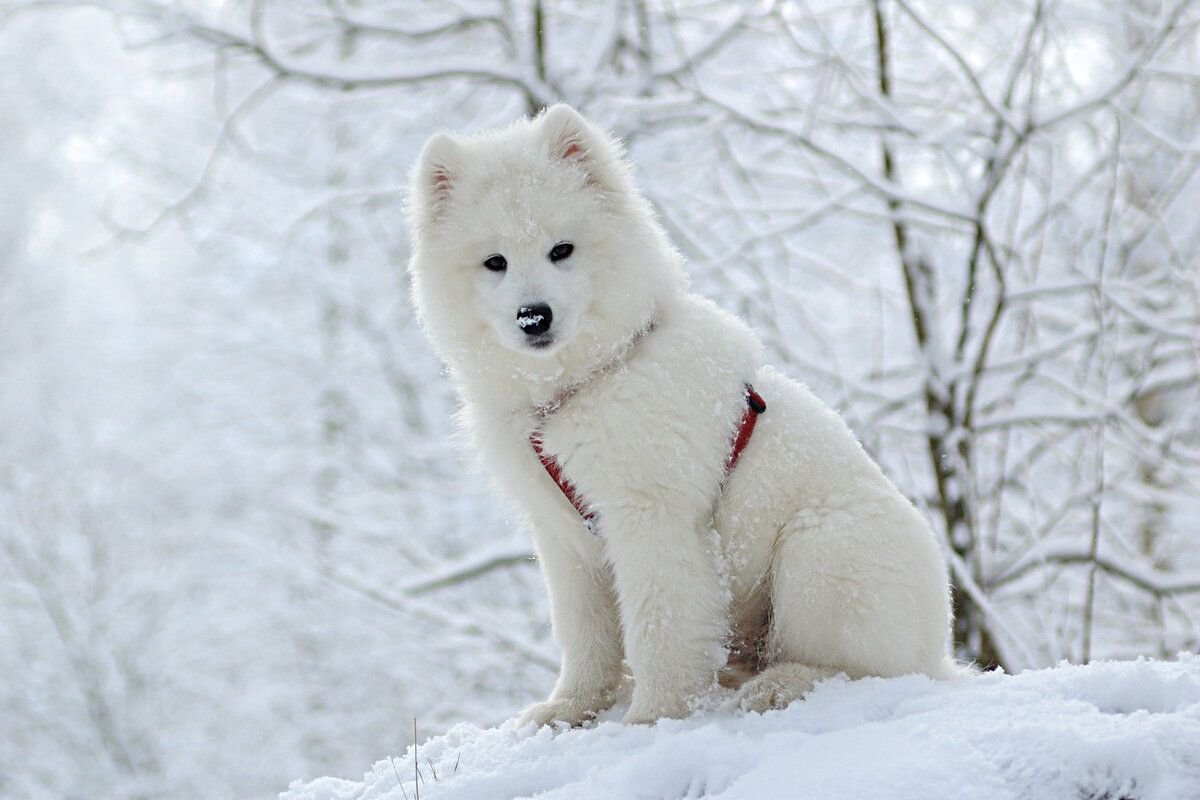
[282,656,1200,800]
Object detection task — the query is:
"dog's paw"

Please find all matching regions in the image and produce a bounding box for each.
[736,677,807,713]
[735,663,837,713]
[620,707,664,725]
[514,696,606,729]
[621,695,690,725]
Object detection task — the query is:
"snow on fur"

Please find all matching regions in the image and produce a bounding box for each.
[282,657,1200,800]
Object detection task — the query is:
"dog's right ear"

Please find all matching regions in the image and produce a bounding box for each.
[410,132,461,235]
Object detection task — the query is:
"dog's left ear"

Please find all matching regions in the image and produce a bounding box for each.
[408,132,465,239]
[539,104,626,189]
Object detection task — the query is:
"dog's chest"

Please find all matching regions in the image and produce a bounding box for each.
[532,391,625,486]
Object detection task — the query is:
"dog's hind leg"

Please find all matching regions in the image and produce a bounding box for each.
[734,514,845,712]
[736,497,954,713]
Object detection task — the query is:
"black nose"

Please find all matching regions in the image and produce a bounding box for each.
[517,304,553,336]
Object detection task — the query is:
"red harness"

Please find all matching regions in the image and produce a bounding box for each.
[529,384,766,528]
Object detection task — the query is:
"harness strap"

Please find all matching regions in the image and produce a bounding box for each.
[530,383,766,528]
[727,383,766,473]
[530,430,598,526]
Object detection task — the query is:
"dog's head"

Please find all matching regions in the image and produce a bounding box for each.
[407,105,681,376]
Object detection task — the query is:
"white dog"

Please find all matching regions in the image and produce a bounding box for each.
[407,105,958,726]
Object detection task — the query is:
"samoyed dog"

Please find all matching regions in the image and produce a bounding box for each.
[408,105,958,726]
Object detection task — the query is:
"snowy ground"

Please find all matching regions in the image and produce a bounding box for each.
[283,656,1200,800]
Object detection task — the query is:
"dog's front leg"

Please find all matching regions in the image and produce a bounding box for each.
[603,507,727,724]
[515,518,626,728]
[478,420,626,729]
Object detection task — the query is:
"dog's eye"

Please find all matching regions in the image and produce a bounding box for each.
[483,254,507,272]
[548,242,574,262]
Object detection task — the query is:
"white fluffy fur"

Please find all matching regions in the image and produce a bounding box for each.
[408,105,958,726]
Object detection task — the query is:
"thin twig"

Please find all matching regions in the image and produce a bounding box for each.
[389,756,409,800]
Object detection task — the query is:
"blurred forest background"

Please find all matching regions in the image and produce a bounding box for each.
[2,0,1199,797]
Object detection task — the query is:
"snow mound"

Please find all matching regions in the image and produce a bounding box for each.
[282,657,1200,800]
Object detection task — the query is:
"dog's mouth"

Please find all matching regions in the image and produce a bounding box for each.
[526,335,555,351]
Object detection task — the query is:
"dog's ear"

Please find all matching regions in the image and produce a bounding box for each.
[410,132,461,233]
[539,104,625,188]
